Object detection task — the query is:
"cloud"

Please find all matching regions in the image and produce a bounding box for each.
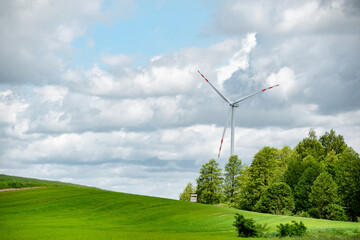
[213,0,360,36]
[0,0,359,200]
[0,0,126,84]
[216,33,257,85]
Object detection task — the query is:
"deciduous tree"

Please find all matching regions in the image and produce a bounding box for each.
[309,172,339,217]
[179,182,196,201]
[336,147,360,221]
[255,182,294,215]
[196,159,223,204]
[238,147,280,210]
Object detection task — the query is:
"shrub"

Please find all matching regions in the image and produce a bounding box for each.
[277,220,307,237]
[0,182,9,189]
[324,204,348,221]
[255,182,294,215]
[308,207,321,219]
[233,213,260,237]
[295,211,310,218]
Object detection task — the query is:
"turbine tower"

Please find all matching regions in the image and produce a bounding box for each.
[198,70,279,158]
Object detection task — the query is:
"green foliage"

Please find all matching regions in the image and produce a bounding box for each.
[0,174,87,189]
[282,153,307,190]
[238,147,280,210]
[196,159,223,204]
[179,183,195,201]
[336,147,360,221]
[233,213,260,237]
[309,172,340,217]
[324,204,348,221]
[277,221,307,237]
[255,182,294,215]
[294,162,322,212]
[319,129,347,155]
[223,155,243,203]
[295,129,325,160]
[308,207,321,219]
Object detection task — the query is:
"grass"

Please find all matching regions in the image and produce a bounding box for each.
[0,175,359,239]
[0,174,90,189]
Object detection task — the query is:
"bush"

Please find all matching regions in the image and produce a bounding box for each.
[0,182,9,189]
[255,182,294,215]
[308,207,321,219]
[233,213,260,237]
[295,211,310,218]
[324,204,348,221]
[277,221,307,237]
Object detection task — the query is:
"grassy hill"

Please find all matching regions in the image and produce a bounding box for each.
[0,175,359,239]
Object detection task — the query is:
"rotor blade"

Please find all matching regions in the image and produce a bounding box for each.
[198,70,231,104]
[233,84,280,105]
[218,107,232,158]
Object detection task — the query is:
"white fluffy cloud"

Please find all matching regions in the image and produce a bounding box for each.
[1,0,359,199]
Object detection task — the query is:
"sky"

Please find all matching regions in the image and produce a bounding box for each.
[0,0,359,199]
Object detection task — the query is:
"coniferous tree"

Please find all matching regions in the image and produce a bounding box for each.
[196,159,223,204]
[223,155,244,203]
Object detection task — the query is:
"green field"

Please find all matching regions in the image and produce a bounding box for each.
[0,175,359,239]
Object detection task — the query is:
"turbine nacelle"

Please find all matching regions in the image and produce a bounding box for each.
[198,70,280,158]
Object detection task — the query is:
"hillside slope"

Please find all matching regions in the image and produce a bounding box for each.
[0,175,359,239]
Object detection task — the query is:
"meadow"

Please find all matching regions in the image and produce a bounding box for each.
[0,175,359,239]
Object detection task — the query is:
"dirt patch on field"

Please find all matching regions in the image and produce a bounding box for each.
[0,187,45,192]
[219,214,230,217]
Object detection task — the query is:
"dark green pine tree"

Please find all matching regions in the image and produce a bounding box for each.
[223,155,244,203]
[196,159,223,204]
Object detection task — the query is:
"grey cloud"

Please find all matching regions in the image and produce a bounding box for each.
[1,0,360,200]
[212,0,360,36]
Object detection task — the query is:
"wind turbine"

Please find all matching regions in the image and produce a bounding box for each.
[198,70,279,158]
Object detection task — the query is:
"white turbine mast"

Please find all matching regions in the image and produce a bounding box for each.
[198,70,279,158]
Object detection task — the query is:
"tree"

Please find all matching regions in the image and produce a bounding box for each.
[196,159,223,204]
[336,147,360,221]
[238,147,280,210]
[179,183,196,201]
[282,153,305,190]
[323,204,347,221]
[322,150,339,178]
[255,182,294,215]
[223,155,244,203]
[295,129,325,160]
[319,129,346,155]
[309,172,340,218]
[233,213,261,237]
[293,162,322,212]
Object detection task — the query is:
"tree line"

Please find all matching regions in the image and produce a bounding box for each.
[179,129,360,222]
